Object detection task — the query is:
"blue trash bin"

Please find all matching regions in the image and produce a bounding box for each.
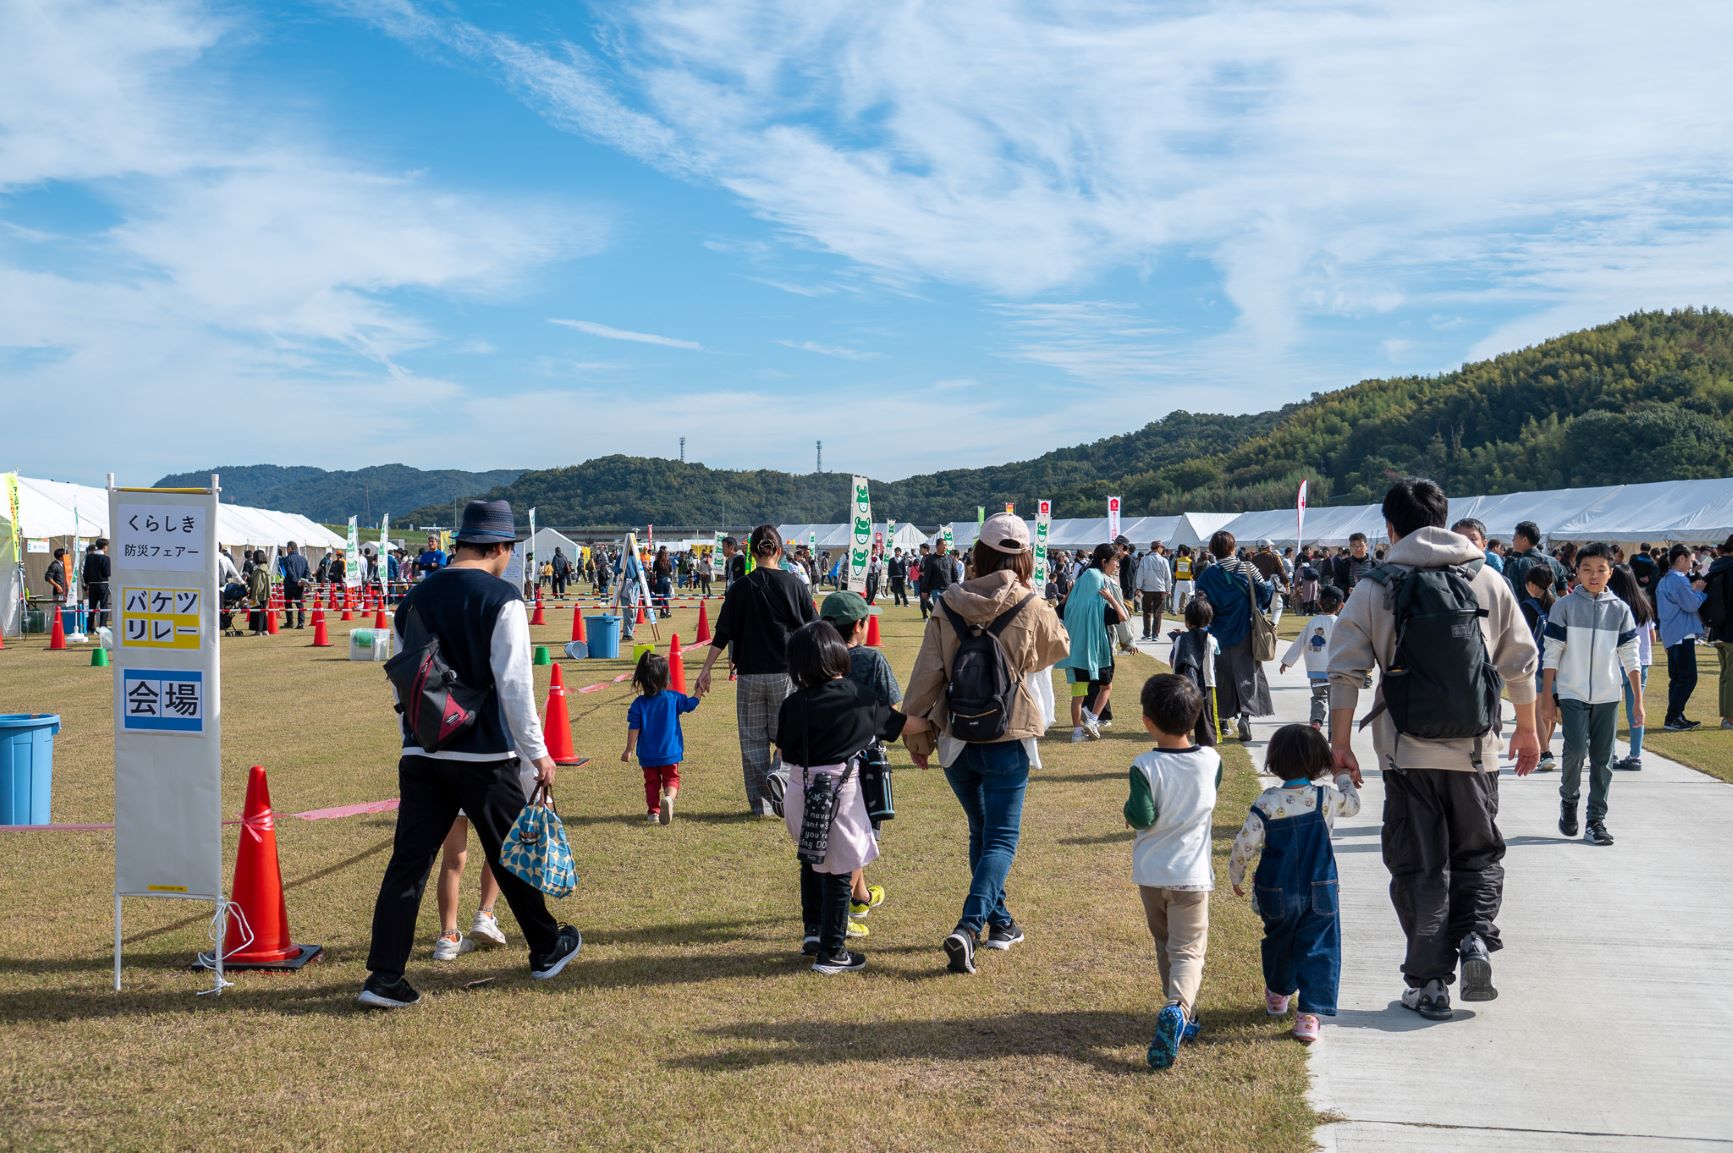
[586,615,622,659]
[0,714,60,826]
[60,606,88,635]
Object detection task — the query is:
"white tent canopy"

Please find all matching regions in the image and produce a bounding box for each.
[528,526,580,561]
[777,523,927,552]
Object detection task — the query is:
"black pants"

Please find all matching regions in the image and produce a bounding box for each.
[283,582,305,628]
[1380,766,1505,988]
[865,576,879,605]
[891,578,907,606]
[87,583,109,631]
[800,863,853,955]
[1666,640,1698,723]
[1141,590,1167,639]
[366,755,560,980]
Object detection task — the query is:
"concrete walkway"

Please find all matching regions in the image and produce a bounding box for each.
[1140,631,1733,1150]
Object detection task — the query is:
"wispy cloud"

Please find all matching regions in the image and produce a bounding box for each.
[775,338,877,361]
[550,318,704,350]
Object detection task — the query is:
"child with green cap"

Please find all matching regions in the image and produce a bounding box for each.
[820,590,899,929]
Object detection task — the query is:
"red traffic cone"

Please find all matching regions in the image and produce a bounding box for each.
[212,765,321,970]
[542,664,581,766]
[635,602,646,625]
[531,593,546,627]
[373,606,387,630]
[571,606,587,643]
[866,613,883,647]
[310,608,331,647]
[694,600,712,644]
[267,605,280,635]
[48,609,66,651]
[668,633,688,694]
[340,595,352,622]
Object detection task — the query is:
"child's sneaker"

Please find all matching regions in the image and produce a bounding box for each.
[850,885,886,917]
[984,921,1024,951]
[1182,1016,1202,1042]
[943,929,976,974]
[1081,710,1102,740]
[659,791,675,825]
[845,919,870,939]
[644,811,661,824]
[469,910,507,949]
[1265,988,1291,1016]
[431,930,473,961]
[1070,727,1087,743]
[811,949,867,975]
[1585,820,1614,846]
[1614,756,1643,771]
[1293,1013,1321,1044]
[1537,752,1557,772]
[801,933,820,956]
[1146,1003,1186,1070]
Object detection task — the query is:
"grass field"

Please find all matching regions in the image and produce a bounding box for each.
[0,597,1316,1153]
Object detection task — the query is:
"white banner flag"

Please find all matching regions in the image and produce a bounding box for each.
[1107,496,1122,541]
[848,476,872,594]
[1296,479,1309,548]
[345,516,362,589]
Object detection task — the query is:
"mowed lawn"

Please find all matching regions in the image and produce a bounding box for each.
[0,597,1314,1153]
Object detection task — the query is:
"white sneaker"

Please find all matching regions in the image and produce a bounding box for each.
[1071,727,1087,743]
[469,911,507,949]
[431,931,474,961]
[659,791,675,825]
[1081,710,1102,740]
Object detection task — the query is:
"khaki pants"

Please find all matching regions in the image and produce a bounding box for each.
[1139,886,1209,1011]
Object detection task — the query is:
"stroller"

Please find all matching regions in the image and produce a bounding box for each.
[220,581,249,636]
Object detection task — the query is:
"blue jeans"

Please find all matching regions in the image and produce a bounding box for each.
[1622,666,1649,759]
[943,741,1030,935]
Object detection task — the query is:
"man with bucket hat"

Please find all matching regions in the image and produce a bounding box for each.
[358,500,581,1009]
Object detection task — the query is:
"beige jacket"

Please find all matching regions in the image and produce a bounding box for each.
[1326,526,1538,773]
[903,571,1071,756]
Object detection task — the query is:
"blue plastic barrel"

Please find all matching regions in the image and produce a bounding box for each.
[60,606,87,635]
[586,615,622,659]
[0,714,60,826]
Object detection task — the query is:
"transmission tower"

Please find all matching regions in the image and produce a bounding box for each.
[816,440,823,473]
[679,436,686,463]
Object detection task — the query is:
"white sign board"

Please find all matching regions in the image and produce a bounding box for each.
[111,484,221,908]
[847,475,872,594]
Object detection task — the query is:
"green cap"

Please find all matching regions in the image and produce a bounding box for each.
[819,591,870,629]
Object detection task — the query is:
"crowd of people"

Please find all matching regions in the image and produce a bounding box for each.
[339,490,1727,1074]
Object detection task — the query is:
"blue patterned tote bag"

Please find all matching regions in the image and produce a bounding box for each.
[499,784,578,898]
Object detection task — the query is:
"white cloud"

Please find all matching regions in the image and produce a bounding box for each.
[550,318,704,350]
[775,338,877,361]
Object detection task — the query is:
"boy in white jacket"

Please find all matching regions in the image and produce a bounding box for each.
[1124,673,1222,1071]
[1541,543,1642,847]
[1280,585,1344,728]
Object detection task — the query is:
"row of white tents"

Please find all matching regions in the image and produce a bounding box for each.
[778,478,1733,558]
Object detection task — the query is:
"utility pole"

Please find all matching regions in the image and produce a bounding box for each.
[679,437,686,464]
[816,440,823,474]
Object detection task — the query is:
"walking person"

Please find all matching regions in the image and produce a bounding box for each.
[1607,564,1656,770]
[1056,543,1122,742]
[1326,478,1540,1022]
[887,547,909,606]
[694,525,818,816]
[1655,544,1709,730]
[550,547,570,599]
[919,539,954,620]
[902,514,1070,975]
[1196,531,1274,743]
[1136,541,1172,641]
[1171,546,1196,615]
[1503,521,1567,599]
[83,537,111,633]
[1699,537,1733,729]
[359,500,581,1009]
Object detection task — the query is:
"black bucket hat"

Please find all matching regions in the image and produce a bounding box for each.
[453,499,526,544]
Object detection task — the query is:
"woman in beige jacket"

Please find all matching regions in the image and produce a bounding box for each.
[902,513,1070,975]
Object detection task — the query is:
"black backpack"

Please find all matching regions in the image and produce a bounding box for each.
[942,594,1034,742]
[1360,560,1502,747]
[1701,567,1732,632]
[383,604,491,752]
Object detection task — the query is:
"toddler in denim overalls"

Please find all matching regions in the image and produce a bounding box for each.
[1229,724,1361,1044]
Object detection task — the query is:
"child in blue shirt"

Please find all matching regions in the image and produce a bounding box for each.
[622,652,700,825]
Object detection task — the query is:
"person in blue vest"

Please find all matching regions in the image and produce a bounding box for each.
[358,500,581,1009]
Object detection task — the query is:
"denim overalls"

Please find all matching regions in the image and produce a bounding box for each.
[1251,784,1342,1015]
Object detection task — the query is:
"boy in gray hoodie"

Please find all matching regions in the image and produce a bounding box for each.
[1541,542,1643,847]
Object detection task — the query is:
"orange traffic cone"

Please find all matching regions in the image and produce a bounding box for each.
[48,609,66,651]
[373,606,387,630]
[340,595,352,622]
[208,765,321,970]
[531,593,546,627]
[267,605,280,635]
[310,608,331,647]
[866,613,883,647]
[668,633,688,694]
[635,602,646,625]
[542,664,581,766]
[694,600,711,644]
[571,606,587,643]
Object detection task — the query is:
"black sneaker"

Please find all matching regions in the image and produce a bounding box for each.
[1585,820,1615,847]
[811,949,867,975]
[1458,933,1497,1002]
[1559,803,1579,839]
[943,929,977,974]
[801,933,820,956]
[1399,979,1453,1021]
[530,924,583,980]
[356,975,421,1009]
[1237,716,1253,742]
[984,922,1025,951]
[1614,756,1643,771]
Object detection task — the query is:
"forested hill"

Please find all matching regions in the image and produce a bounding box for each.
[154,464,522,523]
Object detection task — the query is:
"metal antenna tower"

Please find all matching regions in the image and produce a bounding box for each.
[816,440,823,473]
[679,436,686,463]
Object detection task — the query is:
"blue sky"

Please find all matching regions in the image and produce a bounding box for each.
[5,0,1733,486]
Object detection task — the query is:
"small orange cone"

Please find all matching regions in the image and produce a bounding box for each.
[340,593,352,622]
[668,633,687,693]
[571,607,587,643]
[210,765,321,970]
[266,605,280,635]
[866,613,883,647]
[531,593,546,627]
[48,609,66,651]
[310,608,331,647]
[635,602,646,625]
[373,606,387,630]
[694,600,711,644]
[542,664,581,765]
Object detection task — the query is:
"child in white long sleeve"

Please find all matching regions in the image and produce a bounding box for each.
[1228,725,1360,1045]
[1279,586,1343,728]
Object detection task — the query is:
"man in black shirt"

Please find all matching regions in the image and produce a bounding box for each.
[721,535,747,591]
[696,524,817,816]
[919,539,954,621]
[278,541,311,628]
[83,538,111,632]
[887,547,909,606]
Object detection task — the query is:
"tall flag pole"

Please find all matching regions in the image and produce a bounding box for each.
[1296,478,1309,556]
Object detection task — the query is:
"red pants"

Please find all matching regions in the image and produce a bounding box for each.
[642,764,680,813]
